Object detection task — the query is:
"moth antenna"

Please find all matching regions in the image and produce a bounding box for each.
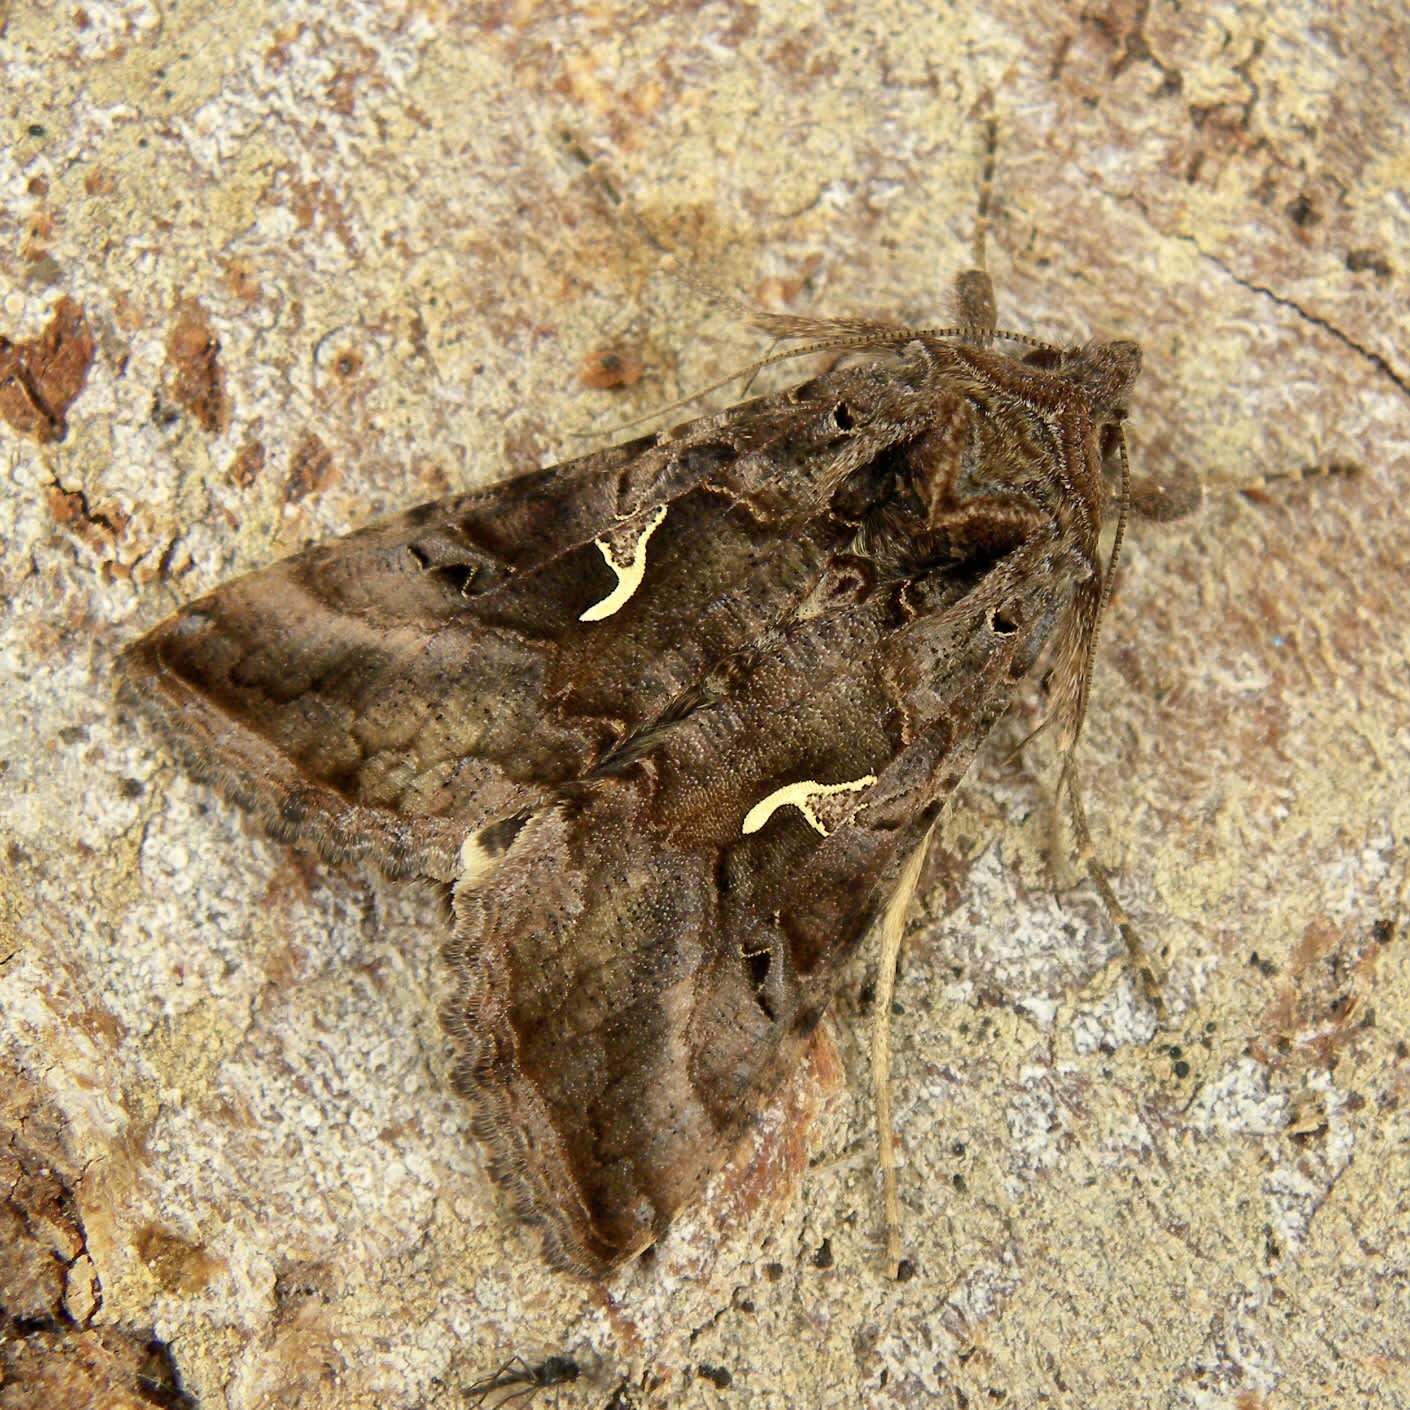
[736,334,785,400]
[559,117,1041,363]
[575,326,1022,439]
[569,138,910,348]
[656,246,780,328]
[576,320,1066,442]
[870,824,936,1279]
[557,121,1055,442]
[573,332,900,437]
[564,132,927,348]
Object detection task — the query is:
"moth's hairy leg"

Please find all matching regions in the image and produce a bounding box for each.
[866,110,1070,1275]
[1124,470,1204,523]
[987,715,1169,1021]
[972,109,998,275]
[1125,458,1359,522]
[1212,459,1361,497]
[953,110,999,345]
[870,825,936,1280]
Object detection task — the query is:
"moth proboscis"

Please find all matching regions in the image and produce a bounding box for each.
[121,133,1183,1279]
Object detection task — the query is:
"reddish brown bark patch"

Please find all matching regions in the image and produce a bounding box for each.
[165,298,230,434]
[579,345,644,390]
[285,432,336,503]
[0,296,94,444]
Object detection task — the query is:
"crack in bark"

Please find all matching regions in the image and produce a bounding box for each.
[48,473,122,536]
[1115,190,1409,404]
[1200,248,1410,403]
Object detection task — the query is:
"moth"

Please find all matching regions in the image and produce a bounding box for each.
[119,220,1144,1277]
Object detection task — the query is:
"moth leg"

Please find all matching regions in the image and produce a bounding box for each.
[1063,763,1168,1022]
[1134,458,1358,522]
[952,111,999,344]
[1124,470,1203,523]
[1206,459,1360,498]
[870,824,936,1279]
[972,109,998,275]
[1058,414,1169,1019]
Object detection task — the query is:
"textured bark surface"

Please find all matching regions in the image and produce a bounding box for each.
[2,2,1406,1407]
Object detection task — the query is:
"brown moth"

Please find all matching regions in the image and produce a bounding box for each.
[119,234,1142,1276]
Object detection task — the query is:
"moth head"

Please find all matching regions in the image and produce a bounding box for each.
[1060,339,1142,423]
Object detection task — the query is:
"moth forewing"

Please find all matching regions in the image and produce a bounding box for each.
[120,265,1143,1275]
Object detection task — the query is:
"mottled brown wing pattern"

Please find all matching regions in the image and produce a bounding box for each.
[120,285,1139,1275]
[121,359,948,879]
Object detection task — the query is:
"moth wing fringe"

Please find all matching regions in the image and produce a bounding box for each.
[440,904,633,1278]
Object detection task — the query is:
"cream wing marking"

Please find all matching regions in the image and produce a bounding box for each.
[742,775,878,837]
[579,504,670,622]
[457,829,499,889]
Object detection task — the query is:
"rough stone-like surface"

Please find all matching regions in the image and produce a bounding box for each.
[2,2,1406,1407]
